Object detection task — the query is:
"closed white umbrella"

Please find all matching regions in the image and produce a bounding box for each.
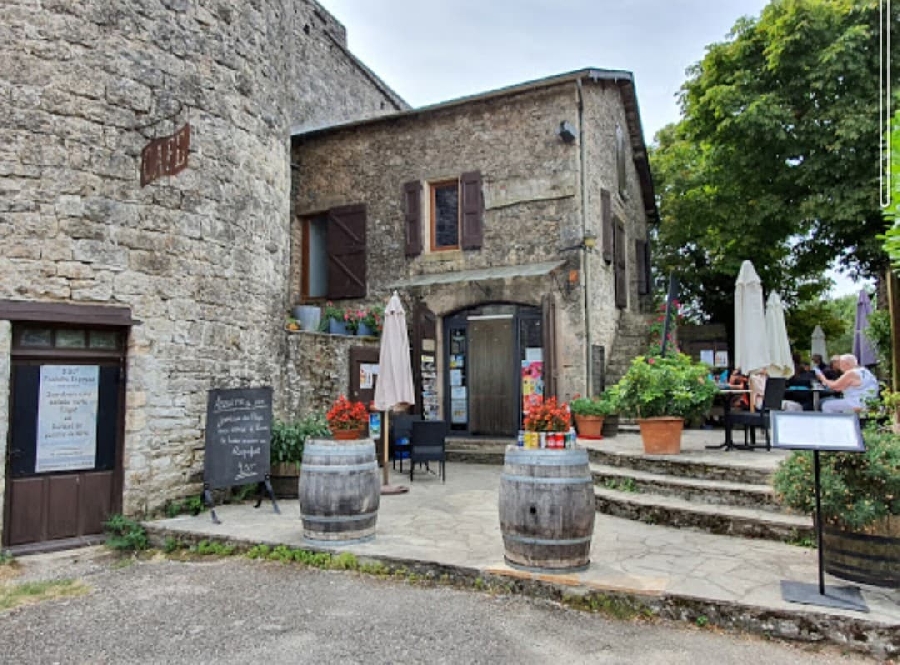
[734,260,770,375]
[765,292,793,378]
[374,291,416,492]
[811,325,828,361]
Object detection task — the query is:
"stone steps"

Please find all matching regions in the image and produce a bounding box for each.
[593,486,812,543]
[590,463,779,510]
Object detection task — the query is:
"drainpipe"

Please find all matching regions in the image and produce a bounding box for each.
[576,78,592,396]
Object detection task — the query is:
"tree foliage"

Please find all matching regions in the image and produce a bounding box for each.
[882,109,900,268]
[652,0,898,330]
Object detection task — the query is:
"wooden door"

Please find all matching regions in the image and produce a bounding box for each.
[468,318,517,436]
[5,361,122,547]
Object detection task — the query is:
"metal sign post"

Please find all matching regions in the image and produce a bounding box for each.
[771,412,868,612]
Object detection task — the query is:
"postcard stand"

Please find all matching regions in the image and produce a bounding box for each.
[771,412,868,613]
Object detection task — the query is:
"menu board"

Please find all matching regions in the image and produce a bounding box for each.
[35,365,99,473]
[204,387,272,489]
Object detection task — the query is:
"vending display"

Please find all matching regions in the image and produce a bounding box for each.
[420,340,439,421]
[449,329,467,427]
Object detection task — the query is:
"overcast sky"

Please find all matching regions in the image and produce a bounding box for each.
[317,0,864,297]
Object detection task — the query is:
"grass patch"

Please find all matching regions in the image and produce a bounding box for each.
[562,592,655,621]
[0,579,88,611]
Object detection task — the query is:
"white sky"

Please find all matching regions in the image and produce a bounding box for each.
[317,0,867,297]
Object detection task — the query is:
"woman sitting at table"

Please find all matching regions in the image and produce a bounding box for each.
[816,354,879,413]
[727,368,750,409]
[749,369,803,411]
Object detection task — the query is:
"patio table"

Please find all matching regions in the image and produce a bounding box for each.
[706,387,753,451]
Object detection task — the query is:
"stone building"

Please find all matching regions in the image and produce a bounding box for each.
[290,69,657,438]
[0,0,405,550]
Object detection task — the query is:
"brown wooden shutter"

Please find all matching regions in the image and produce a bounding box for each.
[460,170,483,250]
[635,239,648,295]
[541,293,557,399]
[601,188,612,264]
[326,204,366,299]
[614,219,626,309]
[403,180,422,257]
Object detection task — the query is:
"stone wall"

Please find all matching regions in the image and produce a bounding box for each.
[0,0,404,520]
[283,330,380,419]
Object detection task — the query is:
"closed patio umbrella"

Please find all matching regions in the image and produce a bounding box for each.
[811,325,828,361]
[853,289,878,367]
[374,291,416,493]
[734,260,770,375]
[765,292,793,378]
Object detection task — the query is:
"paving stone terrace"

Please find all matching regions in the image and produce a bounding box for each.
[146,462,900,659]
[448,429,814,543]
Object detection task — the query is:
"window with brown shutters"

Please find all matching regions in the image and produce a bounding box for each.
[614,219,627,309]
[403,180,422,257]
[460,170,483,250]
[326,204,367,299]
[601,188,612,264]
[635,239,649,295]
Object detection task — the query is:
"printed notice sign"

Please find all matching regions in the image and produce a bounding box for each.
[36,365,99,473]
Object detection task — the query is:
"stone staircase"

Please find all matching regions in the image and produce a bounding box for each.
[444,433,814,544]
[604,311,653,387]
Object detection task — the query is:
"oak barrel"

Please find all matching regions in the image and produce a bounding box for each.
[499,447,595,572]
[823,517,900,588]
[298,438,380,545]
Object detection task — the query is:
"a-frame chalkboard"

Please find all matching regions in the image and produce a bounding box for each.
[203,386,278,522]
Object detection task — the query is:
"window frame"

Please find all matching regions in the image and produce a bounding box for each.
[429,178,461,252]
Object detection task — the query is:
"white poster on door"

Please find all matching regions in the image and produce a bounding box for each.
[35,365,99,473]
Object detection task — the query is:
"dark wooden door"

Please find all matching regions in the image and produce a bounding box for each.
[348,346,384,463]
[5,361,122,547]
[469,318,517,436]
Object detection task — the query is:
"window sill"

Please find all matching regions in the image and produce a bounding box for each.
[420,249,464,262]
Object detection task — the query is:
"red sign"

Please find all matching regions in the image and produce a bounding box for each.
[140,124,190,187]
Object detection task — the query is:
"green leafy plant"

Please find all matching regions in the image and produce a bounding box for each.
[865,309,893,378]
[103,514,149,551]
[271,413,330,466]
[614,353,717,421]
[773,422,900,530]
[362,305,385,335]
[571,388,619,416]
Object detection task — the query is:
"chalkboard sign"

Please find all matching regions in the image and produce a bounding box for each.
[204,387,272,490]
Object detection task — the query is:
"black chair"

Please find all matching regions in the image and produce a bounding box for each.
[725,377,787,451]
[409,420,446,482]
[389,414,420,472]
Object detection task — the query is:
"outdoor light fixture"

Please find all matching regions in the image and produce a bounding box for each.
[557,121,576,143]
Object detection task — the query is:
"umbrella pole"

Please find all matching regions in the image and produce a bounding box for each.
[382,410,390,486]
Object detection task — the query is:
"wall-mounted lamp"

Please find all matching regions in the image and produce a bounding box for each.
[557,121,576,144]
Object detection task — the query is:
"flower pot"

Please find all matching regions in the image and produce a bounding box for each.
[637,416,684,455]
[292,305,321,332]
[328,319,349,335]
[356,322,373,336]
[601,414,619,438]
[573,414,604,438]
[270,462,301,499]
[331,428,365,440]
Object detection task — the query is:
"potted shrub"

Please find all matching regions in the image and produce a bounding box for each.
[599,386,621,438]
[773,416,900,588]
[570,393,615,438]
[360,304,384,337]
[615,353,717,454]
[326,395,368,440]
[321,302,349,335]
[269,413,330,498]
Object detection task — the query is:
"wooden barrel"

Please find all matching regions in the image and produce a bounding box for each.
[298,438,380,545]
[823,517,900,588]
[499,447,595,572]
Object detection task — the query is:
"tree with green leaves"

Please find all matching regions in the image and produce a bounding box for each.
[882,108,900,267]
[652,0,898,334]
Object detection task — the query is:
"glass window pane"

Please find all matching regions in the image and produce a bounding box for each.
[55,329,86,348]
[19,328,53,347]
[89,330,119,349]
[307,216,328,298]
[433,184,459,248]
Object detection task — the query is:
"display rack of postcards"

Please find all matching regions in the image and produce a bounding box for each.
[420,348,439,420]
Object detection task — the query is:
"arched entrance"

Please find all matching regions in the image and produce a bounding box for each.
[444,303,544,437]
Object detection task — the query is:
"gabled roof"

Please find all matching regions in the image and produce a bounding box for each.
[291,68,658,223]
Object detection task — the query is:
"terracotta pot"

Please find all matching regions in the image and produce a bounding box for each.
[573,414,604,438]
[637,417,684,455]
[331,428,365,440]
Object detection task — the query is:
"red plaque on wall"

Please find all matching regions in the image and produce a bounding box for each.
[140,123,190,187]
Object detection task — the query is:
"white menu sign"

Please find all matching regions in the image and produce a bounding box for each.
[36,365,99,472]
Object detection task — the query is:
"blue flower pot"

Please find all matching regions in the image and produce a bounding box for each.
[356,322,373,336]
[328,319,349,335]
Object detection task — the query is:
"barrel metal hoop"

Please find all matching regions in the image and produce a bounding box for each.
[505,451,589,466]
[504,534,592,547]
[301,462,377,473]
[501,474,592,485]
[301,513,375,523]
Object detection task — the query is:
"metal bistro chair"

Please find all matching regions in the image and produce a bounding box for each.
[389,413,420,472]
[726,377,787,451]
[409,420,447,482]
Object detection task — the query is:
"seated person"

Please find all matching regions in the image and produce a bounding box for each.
[817,354,879,413]
[822,355,843,380]
[749,369,803,412]
[727,368,750,410]
[811,354,828,374]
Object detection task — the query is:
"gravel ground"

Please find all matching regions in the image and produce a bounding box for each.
[0,548,878,664]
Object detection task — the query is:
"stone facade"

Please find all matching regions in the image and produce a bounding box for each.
[0,0,405,528]
[290,72,654,409]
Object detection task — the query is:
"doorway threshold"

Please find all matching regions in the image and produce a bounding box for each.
[6,535,106,557]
